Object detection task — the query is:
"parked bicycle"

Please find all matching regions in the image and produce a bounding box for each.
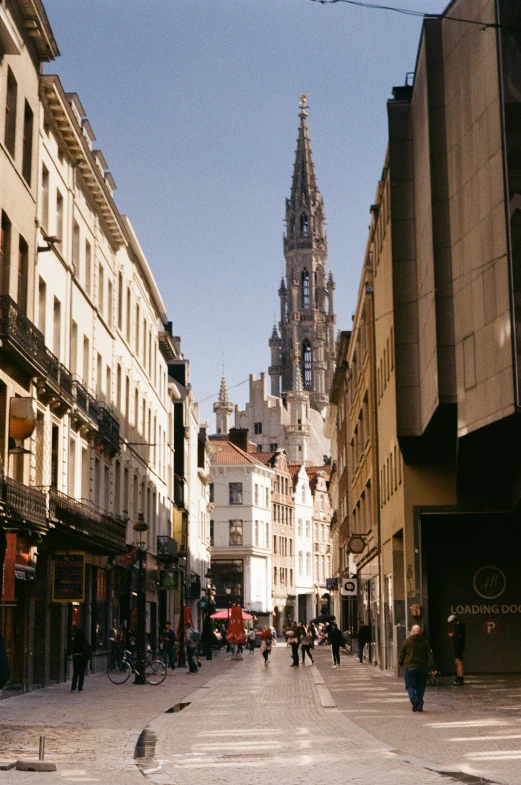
[107,649,166,685]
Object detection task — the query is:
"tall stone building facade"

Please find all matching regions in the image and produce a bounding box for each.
[233,98,335,468]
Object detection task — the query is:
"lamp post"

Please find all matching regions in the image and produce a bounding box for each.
[133,513,148,685]
[177,555,187,668]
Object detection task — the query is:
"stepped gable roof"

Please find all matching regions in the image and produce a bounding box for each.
[211,440,265,467]
[306,465,331,491]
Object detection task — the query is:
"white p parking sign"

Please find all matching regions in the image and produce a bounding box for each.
[341,578,358,596]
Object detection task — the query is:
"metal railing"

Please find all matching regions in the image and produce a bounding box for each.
[157,535,178,560]
[0,295,47,374]
[48,487,126,551]
[2,477,48,527]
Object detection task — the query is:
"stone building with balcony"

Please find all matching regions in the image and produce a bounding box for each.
[0,5,193,689]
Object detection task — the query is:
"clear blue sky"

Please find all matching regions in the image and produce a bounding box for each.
[43,0,445,427]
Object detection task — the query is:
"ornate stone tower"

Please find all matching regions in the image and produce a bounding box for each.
[213,374,233,435]
[268,95,336,413]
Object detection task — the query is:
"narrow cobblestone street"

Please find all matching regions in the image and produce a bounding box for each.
[2,646,521,784]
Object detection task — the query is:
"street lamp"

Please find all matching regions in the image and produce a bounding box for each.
[133,513,148,685]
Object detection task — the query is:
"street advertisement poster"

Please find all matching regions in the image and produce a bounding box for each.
[52,552,85,602]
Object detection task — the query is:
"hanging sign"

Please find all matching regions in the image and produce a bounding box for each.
[52,552,85,602]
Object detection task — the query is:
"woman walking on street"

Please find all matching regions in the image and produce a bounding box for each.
[260,626,273,666]
[300,625,314,665]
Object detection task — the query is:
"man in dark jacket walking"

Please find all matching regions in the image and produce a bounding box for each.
[328,622,344,667]
[399,624,436,712]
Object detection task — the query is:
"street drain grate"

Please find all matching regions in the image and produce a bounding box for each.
[166,702,191,713]
[134,729,158,759]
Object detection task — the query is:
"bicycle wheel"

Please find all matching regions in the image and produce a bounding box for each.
[144,659,167,685]
[107,660,132,684]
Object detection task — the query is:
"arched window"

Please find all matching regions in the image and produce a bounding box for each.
[302,340,312,389]
[300,213,309,237]
[301,270,310,309]
[290,215,295,235]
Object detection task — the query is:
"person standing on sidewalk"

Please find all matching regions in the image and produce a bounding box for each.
[161,621,176,671]
[300,625,315,665]
[328,622,343,667]
[357,621,371,663]
[260,626,273,666]
[71,627,90,692]
[399,624,436,712]
[185,622,199,674]
[247,628,257,654]
[447,614,466,685]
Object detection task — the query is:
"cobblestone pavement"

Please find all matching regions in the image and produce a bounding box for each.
[314,645,521,785]
[0,652,234,784]
[2,645,521,784]
[145,645,496,785]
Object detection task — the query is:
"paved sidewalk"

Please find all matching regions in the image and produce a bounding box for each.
[0,653,234,784]
[313,645,521,785]
[144,645,486,785]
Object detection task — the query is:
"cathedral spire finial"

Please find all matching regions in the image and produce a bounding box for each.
[299,93,308,121]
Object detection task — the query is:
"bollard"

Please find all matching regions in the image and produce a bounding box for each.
[39,736,45,761]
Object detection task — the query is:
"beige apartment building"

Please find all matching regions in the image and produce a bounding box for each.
[331,0,521,675]
[0,0,211,691]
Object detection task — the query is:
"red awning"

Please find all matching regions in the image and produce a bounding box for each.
[210,608,253,620]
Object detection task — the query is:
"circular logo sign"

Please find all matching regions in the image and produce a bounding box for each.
[473,566,506,600]
[482,619,500,636]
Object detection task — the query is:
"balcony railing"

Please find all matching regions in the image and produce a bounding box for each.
[0,295,47,376]
[48,487,126,552]
[2,477,48,528]
[72,377,100,430]
[157,535,178,561]
[96,403,120,457]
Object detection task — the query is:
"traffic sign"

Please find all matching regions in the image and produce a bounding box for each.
[341,578,358,596]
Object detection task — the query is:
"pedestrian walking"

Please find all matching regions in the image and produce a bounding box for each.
[357,621,371,663]
[260,626,273,666]
[300,625,314,665]
[247,628,257,654]
[185,622,200,674]
[399,624,436,712]
[328,622,343,667]
[287,622,302,667]
[71,627,90,692]
[160,621,176,671]
[447,613,466,685]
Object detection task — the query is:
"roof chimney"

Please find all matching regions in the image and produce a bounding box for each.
[229,428,249,453]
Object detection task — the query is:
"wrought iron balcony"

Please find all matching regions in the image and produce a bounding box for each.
[36,351,75,412]
[71,377,100,432]
[48,487,126,553]
[2,477,48,529]
[0,295,47,377]
[96,403,120,457]
[157,535,178,561]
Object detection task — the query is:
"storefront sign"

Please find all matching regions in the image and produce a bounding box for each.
[159,569,178,590]
[326,577,339,591]
[52,552,85,602]
[473,566,506,599]
[341,578,358,596]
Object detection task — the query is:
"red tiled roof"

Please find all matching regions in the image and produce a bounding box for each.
[211,441,266,466]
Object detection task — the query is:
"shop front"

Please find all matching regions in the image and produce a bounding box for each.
[423,512,521,674]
